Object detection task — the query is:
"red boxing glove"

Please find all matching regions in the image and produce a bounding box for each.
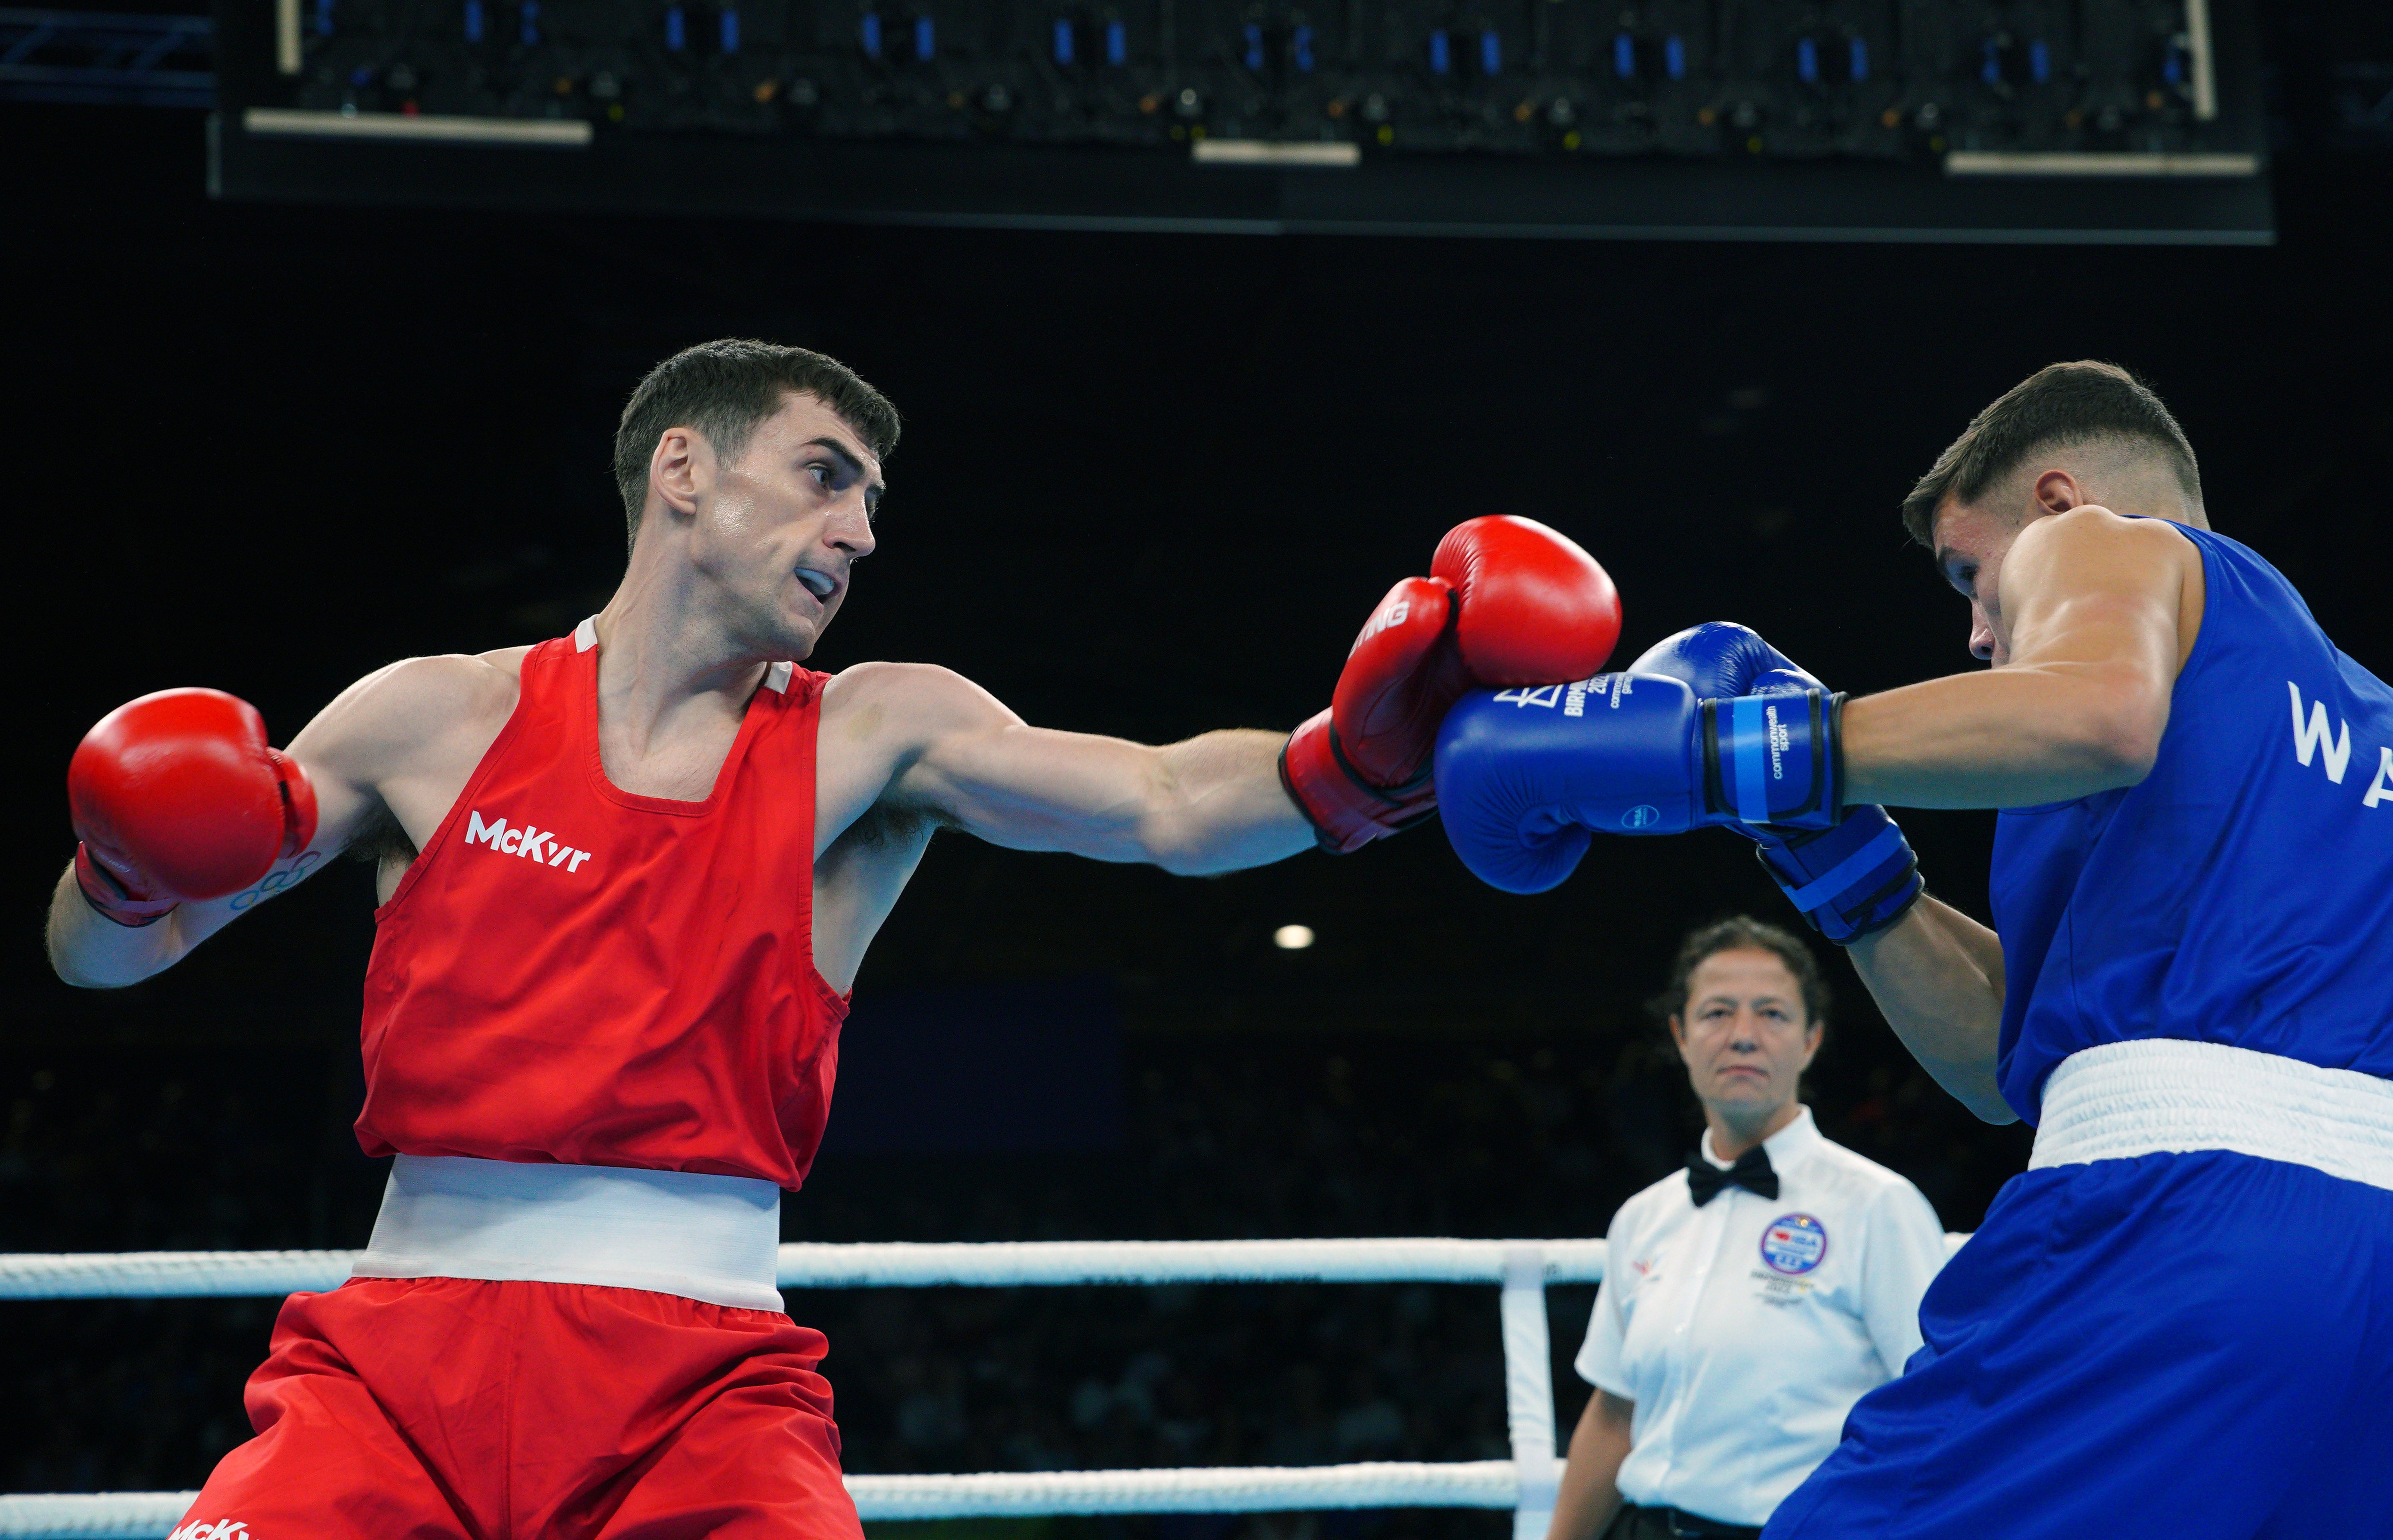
[1282,515,1622,853]
[68,688,318,926]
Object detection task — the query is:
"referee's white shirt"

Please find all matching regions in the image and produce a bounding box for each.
[1573,1106,1948,1527]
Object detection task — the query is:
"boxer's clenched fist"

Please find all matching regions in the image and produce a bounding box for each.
[1630,621,1821,701]
[1631,624,1924,943]
[69,688,318,925]
[1280,516,1621,853]
[1432,622,1848,896]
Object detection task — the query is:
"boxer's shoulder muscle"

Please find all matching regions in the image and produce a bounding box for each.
[821,661,1018,739]
[2003,507,2205,668]
[814,661,1019,845]
[2005,504,2189,582]
[290,646,533,853]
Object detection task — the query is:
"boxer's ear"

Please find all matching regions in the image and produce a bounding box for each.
[2031,467,2088,517]
[649,425,711,519]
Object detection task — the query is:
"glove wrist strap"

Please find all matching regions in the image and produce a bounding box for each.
[1280,712,1434,855]
[1839,878,1925,943]
[1700,688,1844,831]
[1755,810,1923,946]
[73,843,176,928]
[1824,691,1849,824]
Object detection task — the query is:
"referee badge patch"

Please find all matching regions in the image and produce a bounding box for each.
[1759,1213,1828,1275]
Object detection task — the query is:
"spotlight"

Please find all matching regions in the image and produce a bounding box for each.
[1273,924,1315,950]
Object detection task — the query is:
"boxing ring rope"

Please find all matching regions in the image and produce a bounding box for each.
[0,1238,1595,1540]
[0,1238,1609,1297]
[0,1235,1959,1540]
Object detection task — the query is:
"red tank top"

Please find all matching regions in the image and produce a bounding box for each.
[356,623,849,1189]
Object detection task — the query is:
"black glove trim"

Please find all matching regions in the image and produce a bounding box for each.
[1698,699,1728,815]
[1823,691,1849,826]
[1841,873,1927,945]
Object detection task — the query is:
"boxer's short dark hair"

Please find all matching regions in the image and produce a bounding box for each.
[1900,361,2201,546]
[614,339,900,546]
[1652,915,1830,1031]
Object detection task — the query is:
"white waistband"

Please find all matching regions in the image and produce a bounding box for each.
[351,1155,785,1311]
[2031,1039,2393,1193]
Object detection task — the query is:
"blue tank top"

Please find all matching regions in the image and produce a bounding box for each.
[1990,523,2393,1122]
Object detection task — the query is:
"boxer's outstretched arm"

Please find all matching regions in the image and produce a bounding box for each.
[1845,896,2014,1122]
[847,665,1313,874]
[1841,508,2197,810]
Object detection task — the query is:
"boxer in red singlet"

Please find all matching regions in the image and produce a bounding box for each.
[47,339,1622,1540]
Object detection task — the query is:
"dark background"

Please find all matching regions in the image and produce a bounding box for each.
[5,6,2392,1525]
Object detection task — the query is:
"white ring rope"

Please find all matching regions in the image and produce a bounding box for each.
[0,1234,1964,1539]
[0,1238,1610,1299]
[0,1463,1540,1537]
[844,1461,1533,1515]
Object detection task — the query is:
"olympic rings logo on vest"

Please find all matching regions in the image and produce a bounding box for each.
[465,809,596,873]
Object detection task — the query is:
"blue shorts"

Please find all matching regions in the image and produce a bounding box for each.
[1763,1148,2393,1540]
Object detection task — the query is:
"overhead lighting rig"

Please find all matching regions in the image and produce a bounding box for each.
[210,0,2270,241]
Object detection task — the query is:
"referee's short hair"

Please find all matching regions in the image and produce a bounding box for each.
[1899,360,2202,545]
[1651,916,1830,1029]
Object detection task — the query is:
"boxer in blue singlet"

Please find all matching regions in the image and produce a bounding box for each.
[1432,361,2393,1538]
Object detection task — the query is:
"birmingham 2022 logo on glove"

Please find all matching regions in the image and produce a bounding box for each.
[1759,1214,1828,1275]
[1493,674,1630,719]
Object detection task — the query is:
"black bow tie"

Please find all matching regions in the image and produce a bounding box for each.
[1687,1143,1778,1207]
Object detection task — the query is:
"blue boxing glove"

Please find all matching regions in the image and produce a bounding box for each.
[1752,815,1926,945]
[1434,674,1693,894]
[1629,621,1823,700]
[1631,623,1924,944]
[1434,661,1844,896]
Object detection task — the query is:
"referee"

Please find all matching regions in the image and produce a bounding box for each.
[1549,918,1949,1540]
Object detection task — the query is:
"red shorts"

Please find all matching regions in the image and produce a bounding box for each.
[176,1277,863,1540]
